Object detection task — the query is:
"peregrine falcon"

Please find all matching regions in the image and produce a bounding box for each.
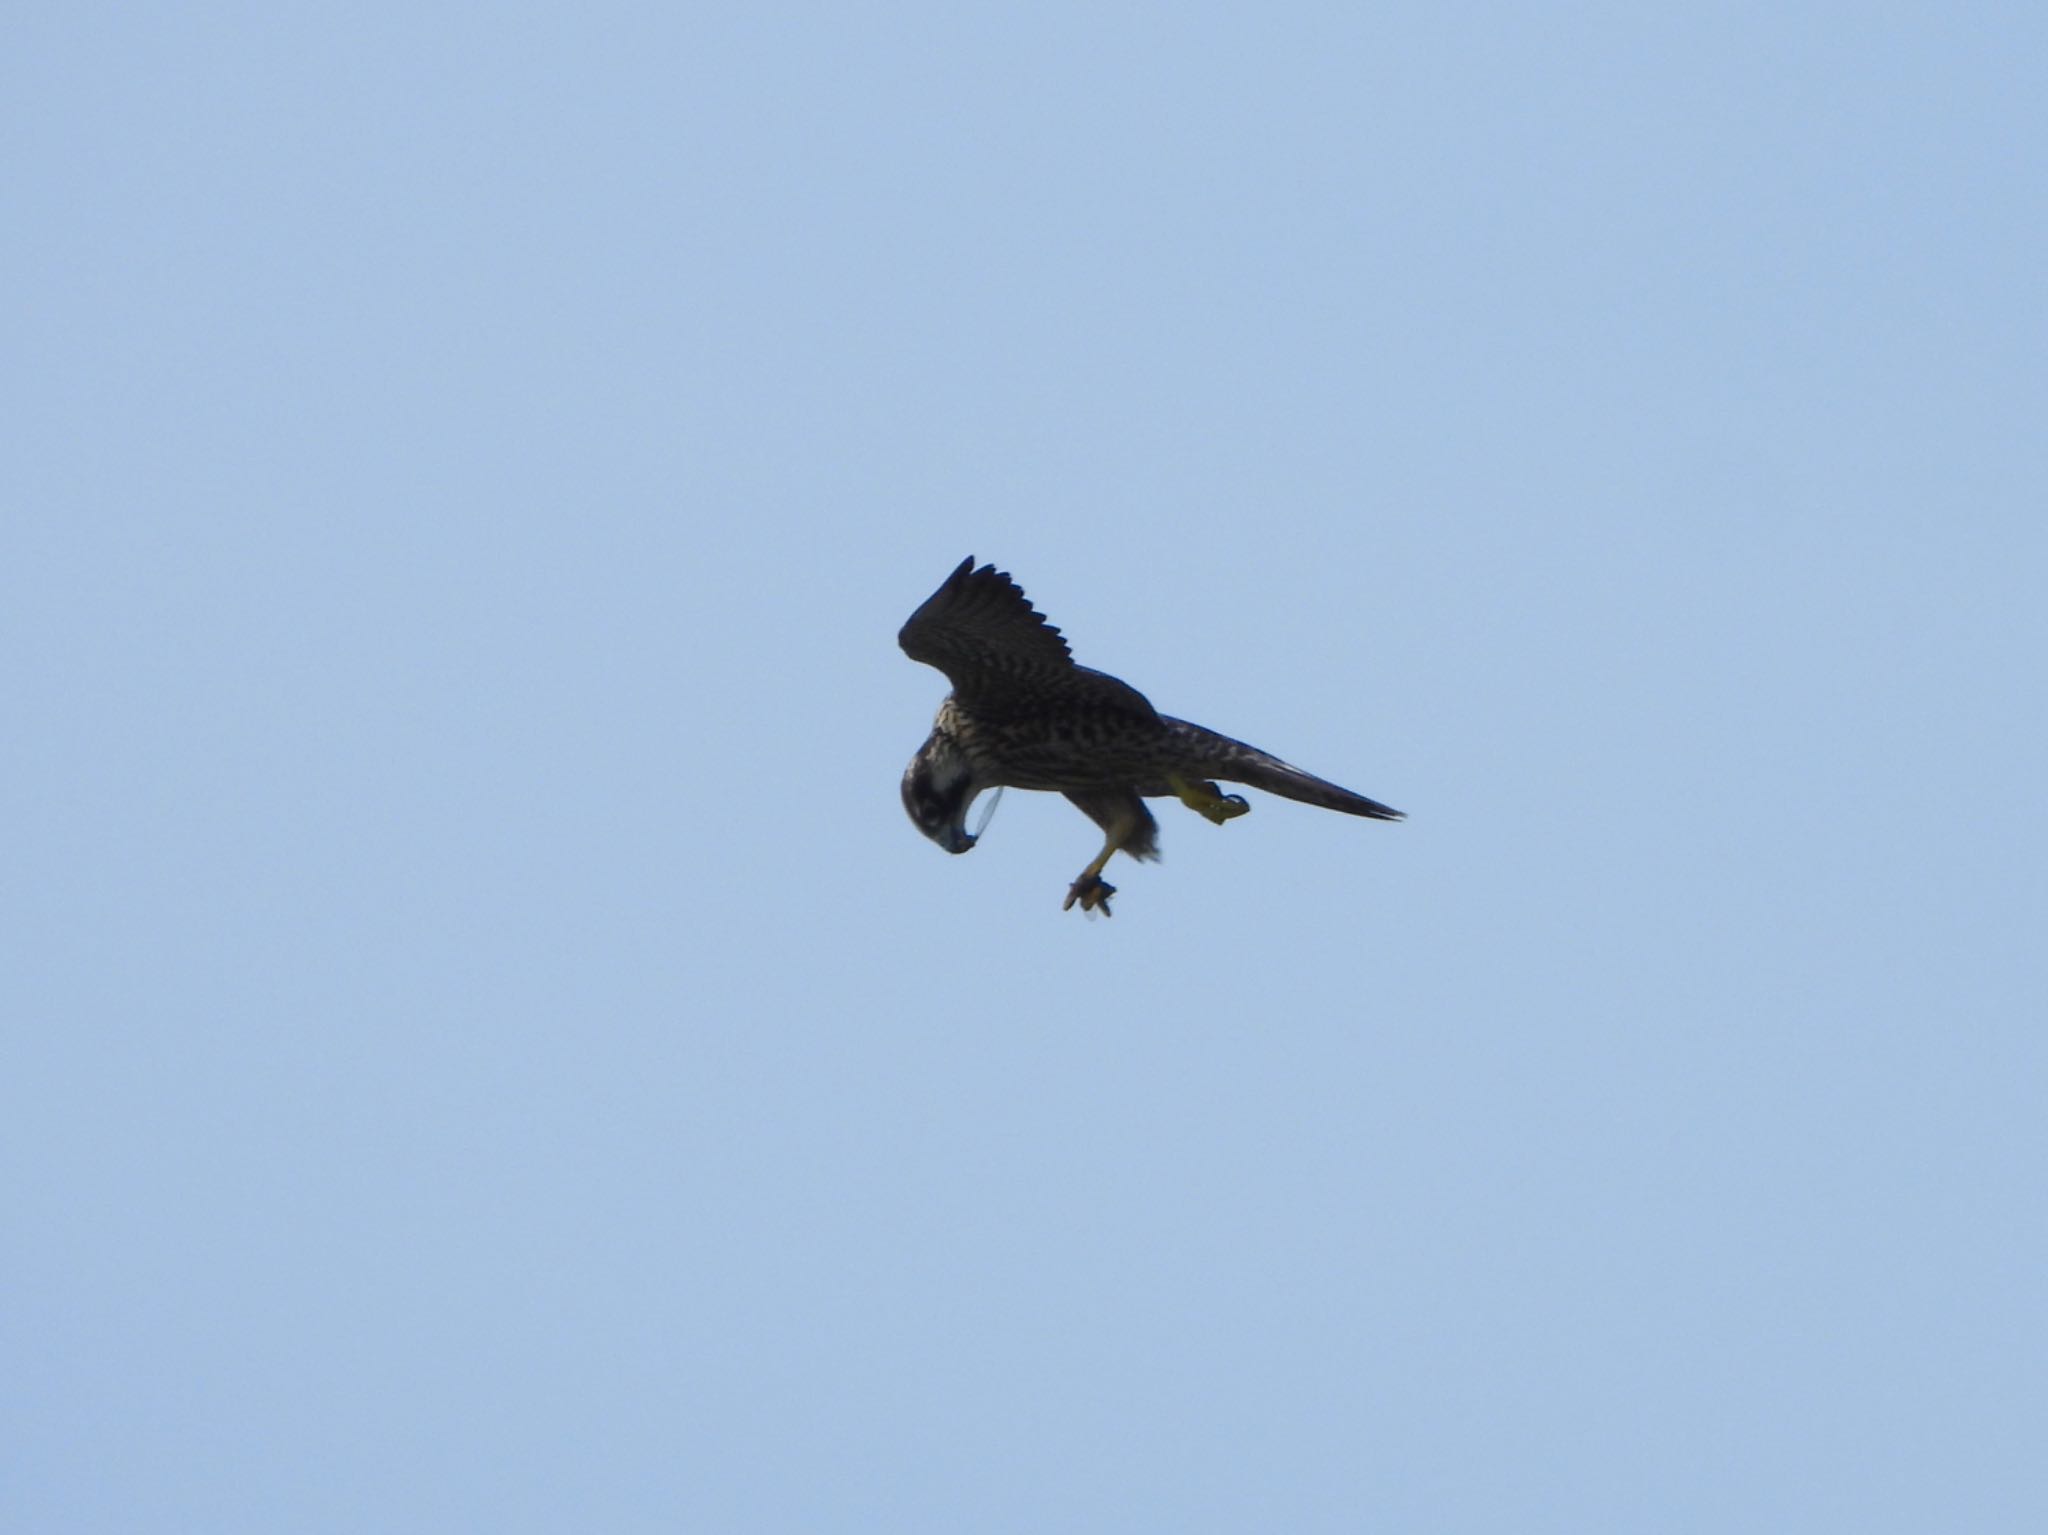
[899,557,1403,915]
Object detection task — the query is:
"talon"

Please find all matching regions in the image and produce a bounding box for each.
[1063,874,1116,915]
[1193,790,1248,825]
[1171,774,1252,826]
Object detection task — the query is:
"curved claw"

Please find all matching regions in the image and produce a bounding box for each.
[1063,873,1116,915]
[1173,775,1252,826]
[1192,790,1250,826]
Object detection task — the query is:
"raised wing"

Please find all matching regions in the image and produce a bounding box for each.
[899,557,1157,718]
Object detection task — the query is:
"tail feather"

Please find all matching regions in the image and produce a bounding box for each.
[1165,717,1404,821]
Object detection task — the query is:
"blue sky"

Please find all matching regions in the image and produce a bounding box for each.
[6,4,2044,1531]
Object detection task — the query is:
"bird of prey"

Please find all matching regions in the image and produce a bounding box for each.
[898,557,1403,915]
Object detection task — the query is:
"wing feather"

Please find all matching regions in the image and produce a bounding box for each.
[899,557,1155,718]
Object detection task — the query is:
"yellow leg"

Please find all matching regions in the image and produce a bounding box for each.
[1168,774,1251,826]
[1063,808,1144,915]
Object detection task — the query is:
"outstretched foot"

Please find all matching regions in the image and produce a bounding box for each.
[1063,872,1117,915]
[1171,775,1251,826]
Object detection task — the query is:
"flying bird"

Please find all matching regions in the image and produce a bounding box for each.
[898,557,1403,914]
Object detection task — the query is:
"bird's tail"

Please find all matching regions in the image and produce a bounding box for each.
[1165,718,1405,821]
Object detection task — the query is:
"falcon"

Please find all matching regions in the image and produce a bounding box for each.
[898,556,1403,914]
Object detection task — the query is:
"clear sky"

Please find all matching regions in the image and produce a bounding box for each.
[6,4,2044,1531]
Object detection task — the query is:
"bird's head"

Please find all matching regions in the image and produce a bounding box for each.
[902,729,981,854]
